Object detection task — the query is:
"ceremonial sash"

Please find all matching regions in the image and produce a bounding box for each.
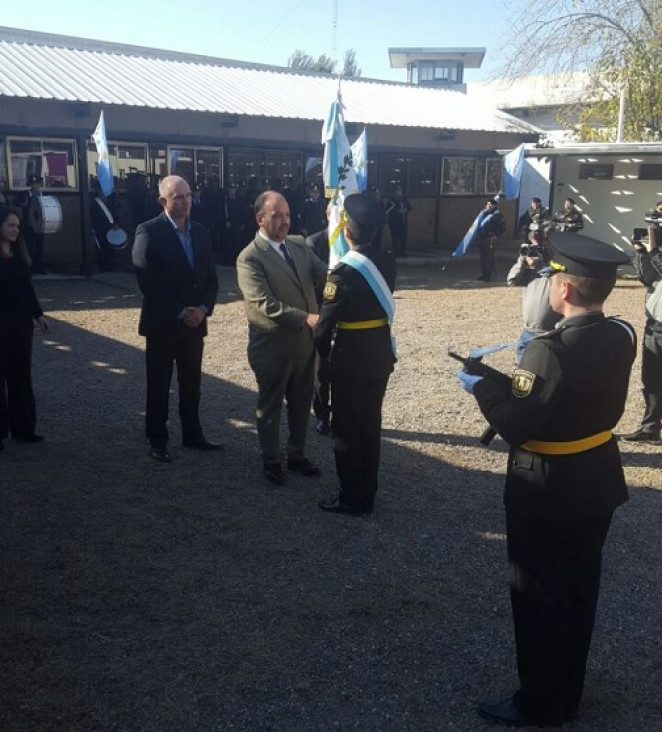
[340,250,396,355]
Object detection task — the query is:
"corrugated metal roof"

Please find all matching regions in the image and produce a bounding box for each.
[0,27,536,136]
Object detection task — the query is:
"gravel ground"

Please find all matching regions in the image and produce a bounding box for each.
[1,257,661,731]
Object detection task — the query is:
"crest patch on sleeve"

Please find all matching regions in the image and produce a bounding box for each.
[323,281,337,300]
[512,369,535,398]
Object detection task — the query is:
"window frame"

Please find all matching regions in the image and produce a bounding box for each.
[7,136,79,191]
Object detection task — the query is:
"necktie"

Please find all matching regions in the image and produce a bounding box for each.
[280,243,296,273]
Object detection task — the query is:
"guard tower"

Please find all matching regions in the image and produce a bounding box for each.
[388,47,486,93]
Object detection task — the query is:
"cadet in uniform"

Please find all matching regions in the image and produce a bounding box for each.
[314,194,397,516]
[456,232,636,727]
[553,197,584,233]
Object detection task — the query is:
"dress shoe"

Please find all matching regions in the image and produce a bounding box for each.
[263,463,285,486]
[618,428,662,445]
[287,458,321,477]
[13,433,44,443]
[478,697,535,727]
[150,445,171,463]
[182,438,223,451]
[478,697,565,728]
[318,497,364,516]
[315,419,330,436]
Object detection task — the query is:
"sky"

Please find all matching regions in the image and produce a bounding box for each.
[1,0,510,82]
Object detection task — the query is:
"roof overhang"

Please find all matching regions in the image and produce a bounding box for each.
[523,142,662,157]
[388,47,485,69]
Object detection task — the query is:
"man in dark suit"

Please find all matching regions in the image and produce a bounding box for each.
[132,175,220,463]
[236,190,327,486]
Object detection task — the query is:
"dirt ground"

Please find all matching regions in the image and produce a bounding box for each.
[2,257,661,731]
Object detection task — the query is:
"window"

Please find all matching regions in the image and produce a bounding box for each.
[86,141,149,190]
[149,144,167,188]
[442,157,503,194]
[265,150,302,193]
[377,153,407,194]
[638,163,662,181]
[304,155,323,190]
[166,146,222,187]
[227,148,301,193]
[407,155,438,196]
[578,163,613,180]
[195,148,222,186]
[0,139,7,191]
[168,147,194,183]
[8,137,77,190]
[410,61,461,86]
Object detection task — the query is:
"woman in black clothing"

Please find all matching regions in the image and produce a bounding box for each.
[0,206,49,452]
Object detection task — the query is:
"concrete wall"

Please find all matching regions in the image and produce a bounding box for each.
[538,153,662,250]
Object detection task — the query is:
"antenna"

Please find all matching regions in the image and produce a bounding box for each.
[332,0,338,67]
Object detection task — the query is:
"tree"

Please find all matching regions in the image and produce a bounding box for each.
[287,49,361,77]
[495,0,662,141]
[341,49,362,78]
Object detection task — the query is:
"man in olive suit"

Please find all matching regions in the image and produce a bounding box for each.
[236,191,328,486]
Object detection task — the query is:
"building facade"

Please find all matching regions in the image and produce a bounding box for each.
[0,27,537,273]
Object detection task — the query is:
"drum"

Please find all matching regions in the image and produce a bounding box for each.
[28,195,63,235]
[106,227,128,249]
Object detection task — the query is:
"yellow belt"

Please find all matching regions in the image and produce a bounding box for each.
[337,318,388,330]
[520,430,612,455]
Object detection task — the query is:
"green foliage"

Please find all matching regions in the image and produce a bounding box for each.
[287,48,361,77]
[501,0,662,141]
[341,49,362,78]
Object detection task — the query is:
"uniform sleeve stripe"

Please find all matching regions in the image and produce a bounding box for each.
[611,318,636,345]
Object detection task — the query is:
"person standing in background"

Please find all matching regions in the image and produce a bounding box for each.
[386,183,412,258]
[132,175,221,463]
[13,175,46,274]
[236,191,327,486]
[0,205,49,453]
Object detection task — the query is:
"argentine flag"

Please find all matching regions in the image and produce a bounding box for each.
[351,128,368,192]
[503,144,525,200]
[92,111,114,197]
[322,93,359,268]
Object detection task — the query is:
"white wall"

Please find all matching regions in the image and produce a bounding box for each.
[552,154,662,251]
[519,157,552,218]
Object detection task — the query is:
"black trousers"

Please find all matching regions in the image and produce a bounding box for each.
[506,512,613,723]
[479,237,496,280]
[144,325,204,447]
[0,319,37,439]
[389,220,407,256]
[331,374,389,510]
[312,354,331,424]
[26,230,45,272]
[641,328,662,433]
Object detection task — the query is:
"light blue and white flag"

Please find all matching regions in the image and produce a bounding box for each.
[322,93,359,268]
[92,111,114,197]
[452,211,484,258]
[503,143,525,200]
[452,197,500,258]
[350,128,368,192]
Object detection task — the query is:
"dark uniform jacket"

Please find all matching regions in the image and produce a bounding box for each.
[314,247,396,379]
[473,312,636,519]
[555,208,584,232]
[633,246,662,333]
[0,255,42,323]
[132,213,218,337]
